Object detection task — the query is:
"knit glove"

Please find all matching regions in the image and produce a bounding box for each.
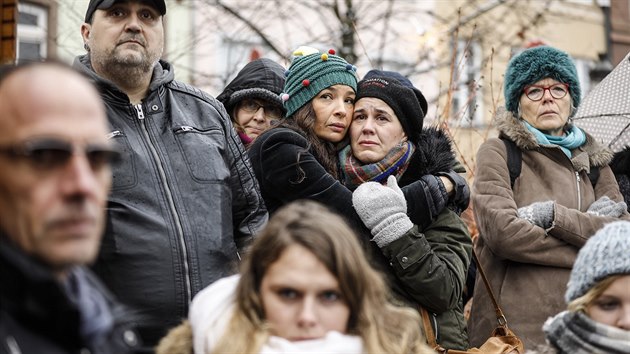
[353,175,414,248]
[586,196,627,217]
[517,201,555,229]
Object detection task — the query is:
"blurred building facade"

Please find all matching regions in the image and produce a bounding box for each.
[8,0,629,168]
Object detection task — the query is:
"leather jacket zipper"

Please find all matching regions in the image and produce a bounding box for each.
[135,103,193,305]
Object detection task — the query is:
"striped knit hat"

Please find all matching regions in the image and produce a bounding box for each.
[281,46,358,117]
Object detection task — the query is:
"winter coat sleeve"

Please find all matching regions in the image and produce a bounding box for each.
[251,129,368,235]
[379,209,472,313]
[475,138,630,267]
[551,165,630,247]
[473,139,580,268]
[222,109,269,252]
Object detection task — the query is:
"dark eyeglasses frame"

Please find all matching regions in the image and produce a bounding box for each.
[238,99,283,120]
[0,137,121,171]
[523,83,570,101]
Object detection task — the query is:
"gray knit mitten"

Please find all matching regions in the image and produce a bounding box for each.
[517,200,555,229]
[586,196,627,218]
[352,175,414,248]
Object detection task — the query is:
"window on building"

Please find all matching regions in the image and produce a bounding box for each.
[17,2,48,61]
[451,39,484,127]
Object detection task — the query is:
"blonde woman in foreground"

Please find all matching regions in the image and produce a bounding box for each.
[156,200,434,354]
[528,221,630,354]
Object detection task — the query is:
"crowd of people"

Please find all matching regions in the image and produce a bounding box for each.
[1,0,629,353]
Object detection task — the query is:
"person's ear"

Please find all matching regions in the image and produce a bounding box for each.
[80,23,92,51]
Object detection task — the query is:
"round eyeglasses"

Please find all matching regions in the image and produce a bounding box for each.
[523,83,569,101]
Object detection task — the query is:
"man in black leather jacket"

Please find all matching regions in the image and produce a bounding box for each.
[74,0,268,350]
[0,62,139,354]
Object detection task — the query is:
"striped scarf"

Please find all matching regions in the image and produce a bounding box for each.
[543,311,630,354]
[339,141,415,191]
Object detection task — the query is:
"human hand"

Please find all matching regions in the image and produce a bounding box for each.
[587,196,627,218]
[353,175,414,248]
[517,201,554,229]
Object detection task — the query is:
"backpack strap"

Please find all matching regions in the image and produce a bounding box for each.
[500,136,600,188]
[588,168,600,187]
[501,137,521,189]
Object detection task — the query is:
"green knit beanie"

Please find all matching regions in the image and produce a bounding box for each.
[504,46,581,115]
[282,47,358,117]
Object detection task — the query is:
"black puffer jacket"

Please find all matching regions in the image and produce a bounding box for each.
[0,237,139,354]
[73,55,268,349]
[611,146,630,211]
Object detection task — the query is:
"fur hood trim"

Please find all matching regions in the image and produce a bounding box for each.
[493,107,613,168]
[399,126,459,186]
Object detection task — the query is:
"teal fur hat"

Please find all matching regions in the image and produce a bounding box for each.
[504,46,581,115]
[565,221,630,302]
[282,47,358,117]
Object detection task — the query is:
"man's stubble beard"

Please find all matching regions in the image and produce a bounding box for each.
[91,43,163,88]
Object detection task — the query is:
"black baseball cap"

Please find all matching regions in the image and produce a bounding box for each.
[84,0,166,23]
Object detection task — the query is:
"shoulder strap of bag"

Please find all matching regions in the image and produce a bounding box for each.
[420,249,510,351]
[472,249,508,327]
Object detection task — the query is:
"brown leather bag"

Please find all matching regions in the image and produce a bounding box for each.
[420,251,525,354]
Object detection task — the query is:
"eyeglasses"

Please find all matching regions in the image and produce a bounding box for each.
[239,99,283,120]
[0,137,121,171]
[523,83,569,101]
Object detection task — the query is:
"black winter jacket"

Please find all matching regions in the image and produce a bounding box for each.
[73,55,268,348]
[611,146,630,211]
[0,237,139,354]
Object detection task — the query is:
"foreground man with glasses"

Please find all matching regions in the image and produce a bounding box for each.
[74,0,268,350]
[468,45,628,348]
[0,62,139,354]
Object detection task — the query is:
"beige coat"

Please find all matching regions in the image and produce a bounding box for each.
[468,109,628,349]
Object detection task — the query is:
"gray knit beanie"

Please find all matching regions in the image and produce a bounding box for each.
[504,46,581,115]
[565,221,630,302]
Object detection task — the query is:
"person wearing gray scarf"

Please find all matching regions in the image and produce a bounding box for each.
[528,221,630,354]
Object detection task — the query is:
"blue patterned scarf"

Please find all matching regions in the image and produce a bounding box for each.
[339,141,415,191]
[523,121,586,158]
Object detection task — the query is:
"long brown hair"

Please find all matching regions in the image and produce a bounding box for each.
[211,200,431,354]
[278,103,342,180]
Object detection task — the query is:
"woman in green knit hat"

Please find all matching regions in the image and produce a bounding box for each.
[469,45,629,349]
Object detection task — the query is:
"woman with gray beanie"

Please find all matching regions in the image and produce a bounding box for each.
[528,220,630,353]
[468,45,629,348]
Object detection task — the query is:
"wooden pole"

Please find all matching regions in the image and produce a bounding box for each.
[1,0,17,64]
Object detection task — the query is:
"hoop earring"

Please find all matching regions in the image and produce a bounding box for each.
[84,43,90,52]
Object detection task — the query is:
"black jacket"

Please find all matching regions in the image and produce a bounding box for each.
[611,146,630,211]
[73,55,268,348]
[0,237,139,354]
